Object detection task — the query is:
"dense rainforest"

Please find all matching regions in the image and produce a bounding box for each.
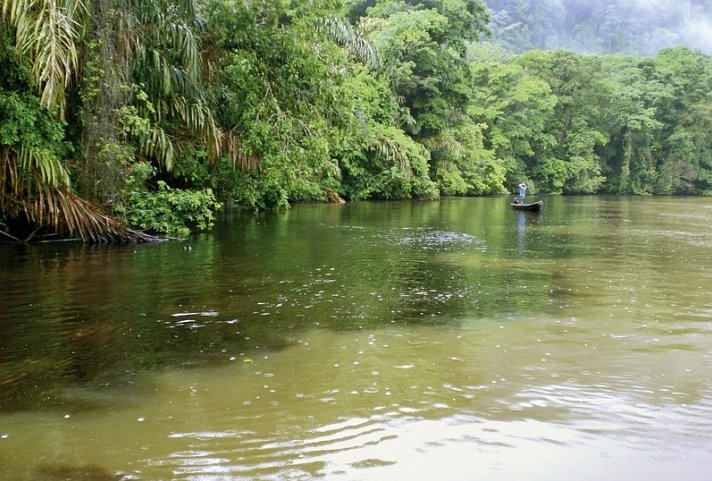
[1,0,712,241]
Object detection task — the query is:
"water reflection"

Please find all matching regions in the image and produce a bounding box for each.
[2,196,712,480]
[517,211,526,253]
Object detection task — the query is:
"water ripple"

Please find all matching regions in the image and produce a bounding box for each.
[161,416,399,480]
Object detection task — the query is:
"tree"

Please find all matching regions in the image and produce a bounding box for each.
[1,0,221,239]
[204,0,352,208]
[652,47,712,193]
[335,65,439,200]
[514,50,608,193]
[359,1,489,137]
[78,0,223,204]
[347,0,492,195]
[0,22,154,241]
[468,49,557,193]
[601,57,674,193]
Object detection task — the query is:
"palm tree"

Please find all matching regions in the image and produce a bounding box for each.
[77,0,221,201]
[1,0,225,241]
[318,17,380,69]
[0,12,151,242]
[0,146,156,242]
[2,0,88,120]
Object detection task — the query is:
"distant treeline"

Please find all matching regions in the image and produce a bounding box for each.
[467,43,712,197]
[1,0,712,240]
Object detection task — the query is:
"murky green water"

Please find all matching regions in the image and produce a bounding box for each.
[2,196,712,481]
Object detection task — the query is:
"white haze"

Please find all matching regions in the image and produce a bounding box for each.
[487,0,712,55]
[682,16,712,53]
[629,0,712,53]
[600,0,712,54]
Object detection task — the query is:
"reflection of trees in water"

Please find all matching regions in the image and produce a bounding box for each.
[0,241,243,411]
[4,197,709,411]
[0,202,487,408]
[1,246,120,410]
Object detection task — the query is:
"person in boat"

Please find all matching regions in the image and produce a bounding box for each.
[518,182,527,201]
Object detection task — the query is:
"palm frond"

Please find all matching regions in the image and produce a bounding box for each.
[131,3,202,94]
[132,93,224,168]
[3,0,88,119]
[1,146,156,242]
[221,130,260,171]
[21,186,158,242]
[18,146,71,188]
[317,17,380,69]
[372,136,412,179]
[423,131,463,159]
[137,124,175,170]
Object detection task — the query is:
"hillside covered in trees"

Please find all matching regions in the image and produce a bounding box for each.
[2,0,712,241]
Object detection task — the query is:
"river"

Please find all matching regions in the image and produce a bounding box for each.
[1,196,711,481]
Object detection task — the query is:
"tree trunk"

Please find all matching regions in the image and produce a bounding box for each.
[77,0,130,208]
[619,129,632,193]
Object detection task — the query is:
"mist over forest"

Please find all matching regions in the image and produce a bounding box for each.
[485,0,712,55]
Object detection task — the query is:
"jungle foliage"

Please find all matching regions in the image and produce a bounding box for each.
[1,0,712,241]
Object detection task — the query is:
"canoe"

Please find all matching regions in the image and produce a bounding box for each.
[511,200,543,211]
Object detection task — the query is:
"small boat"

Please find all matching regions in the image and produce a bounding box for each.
[511,200,543,211]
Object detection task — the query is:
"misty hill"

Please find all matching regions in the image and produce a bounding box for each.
[485,0,712,56]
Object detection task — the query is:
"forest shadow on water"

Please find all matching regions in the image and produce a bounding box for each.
[2,196,712,481]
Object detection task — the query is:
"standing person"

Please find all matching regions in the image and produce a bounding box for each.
[518,182,527,201]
